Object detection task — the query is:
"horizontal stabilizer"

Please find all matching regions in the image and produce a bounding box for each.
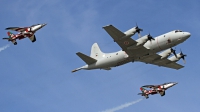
[2,38,9,40]
[76,52,97,65]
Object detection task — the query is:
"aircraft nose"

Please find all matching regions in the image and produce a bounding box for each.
[186,32,191,37]
[173,82,178,85]
[184,32,191,38]
[42,23,47,27]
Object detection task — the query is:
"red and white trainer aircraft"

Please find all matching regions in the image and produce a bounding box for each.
[3,24,46,45]
[72,24,190,72]
[138,82,178,99]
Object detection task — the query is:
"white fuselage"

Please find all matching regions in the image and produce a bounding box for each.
[81,30,190,70]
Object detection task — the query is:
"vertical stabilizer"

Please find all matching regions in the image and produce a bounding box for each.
[7,32,15,38]
[90,43,104,60]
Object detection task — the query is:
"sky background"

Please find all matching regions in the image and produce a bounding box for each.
[0,0,200,112]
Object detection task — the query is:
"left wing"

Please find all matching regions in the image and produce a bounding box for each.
[5,27,28,32]
[29,35,36,42]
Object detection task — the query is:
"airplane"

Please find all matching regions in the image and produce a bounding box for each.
[138,82,178,99]
[72,24,190,73]
[3,24,46,45]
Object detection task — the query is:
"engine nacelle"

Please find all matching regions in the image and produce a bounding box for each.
[159,48,172,59]
[136,35,149,46]
[123,27,137,38]
[168,53,181,62]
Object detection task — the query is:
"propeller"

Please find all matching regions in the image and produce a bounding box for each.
[170,48,177,58]
[180,49,187,64]
[135,23,143,38]
[147,33,155,41]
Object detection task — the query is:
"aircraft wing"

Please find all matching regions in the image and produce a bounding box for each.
[5,27,28,32]
[29,35,36,42]
[136,53,184,70]
[142,85,158,88]
[103,25,137,51]
[103,25,183,70]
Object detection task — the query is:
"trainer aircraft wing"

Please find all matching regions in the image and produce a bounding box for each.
[5,27,28,32]
[103,25,183,70]
[142,85,158,88]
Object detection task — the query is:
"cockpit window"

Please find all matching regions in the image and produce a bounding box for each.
[175,30,183,33]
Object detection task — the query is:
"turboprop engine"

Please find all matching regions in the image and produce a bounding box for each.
[122,25,143,39]
[136,34,155,46]
[168,50,187,63]
[159,48,177,59]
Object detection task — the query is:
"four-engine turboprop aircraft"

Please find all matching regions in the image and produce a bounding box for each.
[138,82,178,99]
[72,24,190,73]
[3,24,46,45]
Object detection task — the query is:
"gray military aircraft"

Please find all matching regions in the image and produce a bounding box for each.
[72,25,190,72]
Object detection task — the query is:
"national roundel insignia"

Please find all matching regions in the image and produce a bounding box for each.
[124,41,129,45]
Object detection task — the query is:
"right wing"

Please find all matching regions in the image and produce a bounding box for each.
[103,25,137,51]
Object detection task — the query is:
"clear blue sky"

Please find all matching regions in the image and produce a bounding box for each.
[0,0,199,112]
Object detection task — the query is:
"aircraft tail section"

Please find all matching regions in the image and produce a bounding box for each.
[90,43,104,60]
[7,31,15,38]
[139,87,149,99]
[138,93,149,99]
[3,38,17,45]
[76,52,97,65]
[140,87,147,92]
[3,32,17,45]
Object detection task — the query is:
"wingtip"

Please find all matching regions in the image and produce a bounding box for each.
[102,24,112,28]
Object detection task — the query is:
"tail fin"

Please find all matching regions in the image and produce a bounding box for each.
[90,43,104,60]
[140,87,147,92]
[7,31,15,38]
[3,32,14,40]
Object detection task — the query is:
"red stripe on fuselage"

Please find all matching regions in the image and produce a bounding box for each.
[156,38,162,50]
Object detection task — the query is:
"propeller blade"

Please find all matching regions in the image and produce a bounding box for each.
[147,34,155,41]
[135,23,143,38]
[138,33,141,38]
[170,48,177,58]
[183,57,186,64]
[180,49,187,64]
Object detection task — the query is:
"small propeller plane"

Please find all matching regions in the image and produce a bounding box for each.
[138,82,178,99]
[3,24,46,45]
[72,24,190,73]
